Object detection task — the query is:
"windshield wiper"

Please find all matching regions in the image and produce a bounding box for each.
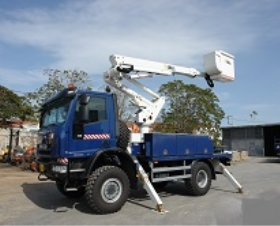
[45,123,58,127]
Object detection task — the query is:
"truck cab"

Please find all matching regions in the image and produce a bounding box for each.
[37,86,122,179]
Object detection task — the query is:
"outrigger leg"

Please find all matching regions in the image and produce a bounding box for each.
[212,159,243,193]
[219,162,243,193]
[133,157,168,213]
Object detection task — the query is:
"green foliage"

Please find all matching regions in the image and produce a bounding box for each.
[26,69,91,110]
[0,85,35,123]
[154,80,225,145]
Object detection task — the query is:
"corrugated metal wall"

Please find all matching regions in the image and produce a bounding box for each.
[231,139,264,156]
[222,126,264,156]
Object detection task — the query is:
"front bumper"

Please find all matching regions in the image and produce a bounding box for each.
[37,160,68,180]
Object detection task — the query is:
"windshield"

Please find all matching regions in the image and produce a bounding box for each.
[41,98,72,127]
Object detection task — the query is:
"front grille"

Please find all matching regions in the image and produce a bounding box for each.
[37,150,51,157]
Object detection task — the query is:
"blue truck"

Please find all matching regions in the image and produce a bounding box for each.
[36,52,241,214]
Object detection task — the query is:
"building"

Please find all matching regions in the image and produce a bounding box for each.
[222,123,280,157]
[0,119,39,151]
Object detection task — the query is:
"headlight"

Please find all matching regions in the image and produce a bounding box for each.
[52,165,67,173]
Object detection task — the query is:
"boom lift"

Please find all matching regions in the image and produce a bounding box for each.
[36,50,241,214]
[104,50,234,135]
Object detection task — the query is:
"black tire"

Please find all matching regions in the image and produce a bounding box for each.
[56,181,85,199]
[117,120,130,151]
[86,165,130,214]
[185,162,211,196]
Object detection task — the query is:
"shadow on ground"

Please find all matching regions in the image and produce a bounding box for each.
[129,181,189,200]
[21,182,94,214]
[257,157,280,164]
[21,181,202,214]
[211,187,238,194]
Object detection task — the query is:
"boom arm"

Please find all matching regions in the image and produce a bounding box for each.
[104,51,234,134]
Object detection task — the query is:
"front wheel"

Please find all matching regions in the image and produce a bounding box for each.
[185,161,212,196]
[86,165,130,214]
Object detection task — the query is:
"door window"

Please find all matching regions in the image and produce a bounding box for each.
[75,97,107,124]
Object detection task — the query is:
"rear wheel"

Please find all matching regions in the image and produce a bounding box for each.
[185,161,211,196]
[56,181,85,199]
[86,165,130,214]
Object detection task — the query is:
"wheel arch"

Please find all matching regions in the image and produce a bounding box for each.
[192,159,216,180]
[86,148,138,189]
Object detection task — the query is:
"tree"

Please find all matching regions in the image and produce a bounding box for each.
[100,85,136,122]
[0,85,35,124]
[154,80,225,145]
[26,69,91,110]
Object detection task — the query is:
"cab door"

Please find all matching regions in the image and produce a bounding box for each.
[68,94,115,157]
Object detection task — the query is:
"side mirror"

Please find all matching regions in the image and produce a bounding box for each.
[78,94,90,123]
[79,94,91,105]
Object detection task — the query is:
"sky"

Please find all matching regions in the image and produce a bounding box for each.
[0,0,280,127]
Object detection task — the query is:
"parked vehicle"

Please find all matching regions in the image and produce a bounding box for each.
[23,146,36,163]
[0,147,8,163]
[10,146,24,165]
[36,51,242,214]
[20,146,38,171]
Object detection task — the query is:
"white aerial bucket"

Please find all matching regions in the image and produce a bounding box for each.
[203,50,235,82]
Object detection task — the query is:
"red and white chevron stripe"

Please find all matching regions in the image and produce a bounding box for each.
[57,158,68,164]
[83,133,110,140]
